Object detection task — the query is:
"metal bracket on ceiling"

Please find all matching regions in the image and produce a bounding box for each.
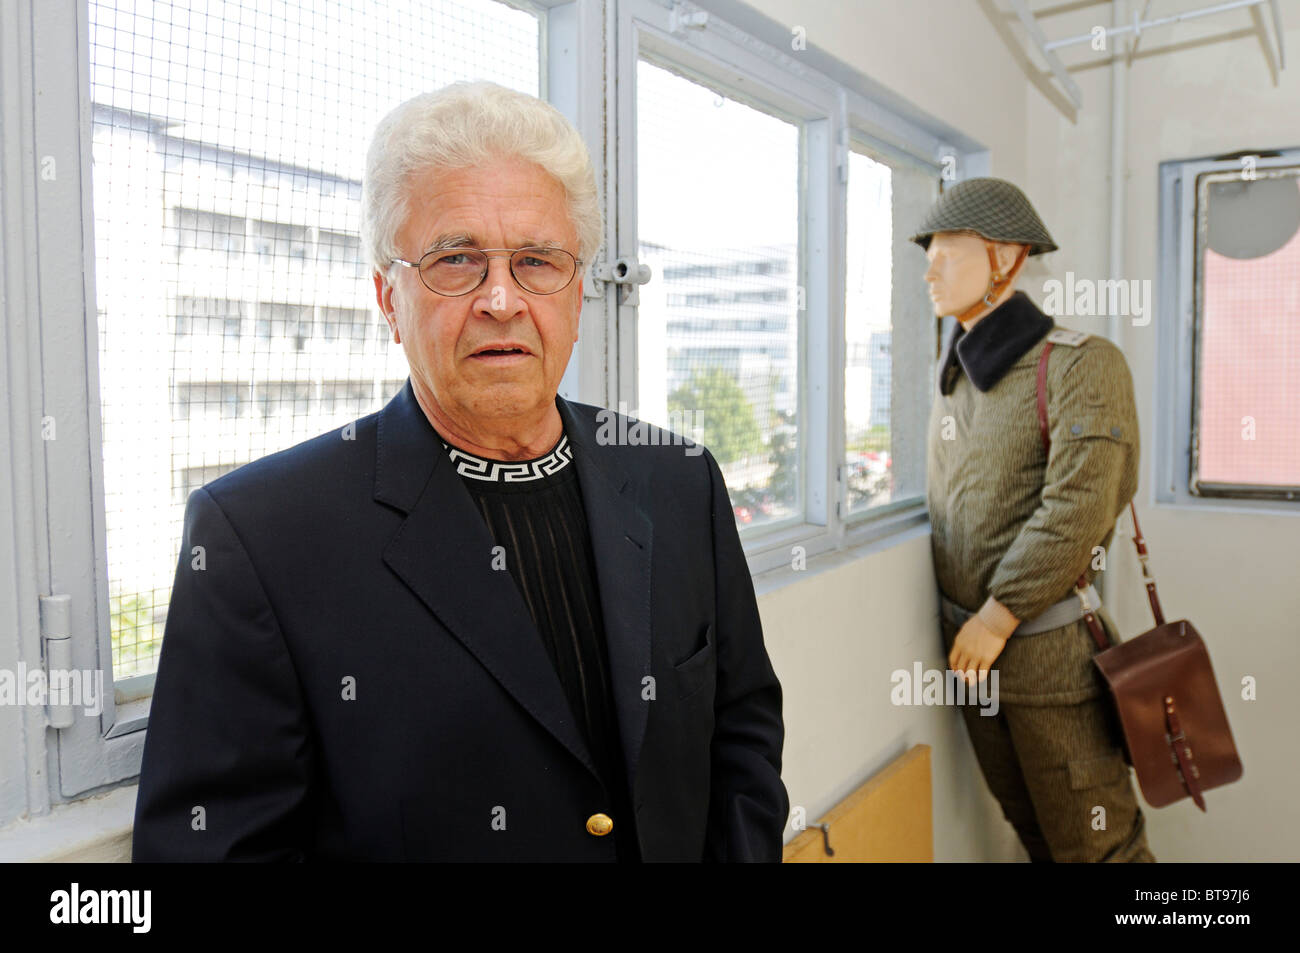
[1010,0,1083,110]
[1010,0,1287,109]
[1269,0,1287,69]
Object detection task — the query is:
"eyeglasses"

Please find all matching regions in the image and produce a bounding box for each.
[390,246,584,296]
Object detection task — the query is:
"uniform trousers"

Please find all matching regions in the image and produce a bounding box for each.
[941,606,1156,862]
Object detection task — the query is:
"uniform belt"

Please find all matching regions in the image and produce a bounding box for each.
[939,585,1101,636]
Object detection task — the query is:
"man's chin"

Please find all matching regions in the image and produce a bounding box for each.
[463,383,555,420]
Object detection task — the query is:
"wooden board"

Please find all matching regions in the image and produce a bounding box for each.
[783,744,932,862]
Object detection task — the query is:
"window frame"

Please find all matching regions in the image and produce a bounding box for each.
[616,0,837,559]
[612,0,982,576]
[1156,147,1300,512]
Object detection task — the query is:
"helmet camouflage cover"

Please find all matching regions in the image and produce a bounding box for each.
[909,177,1058,256]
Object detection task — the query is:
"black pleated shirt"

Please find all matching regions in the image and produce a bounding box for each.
[437,426,640,862]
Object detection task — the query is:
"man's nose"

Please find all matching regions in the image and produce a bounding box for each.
[480,256,524,318]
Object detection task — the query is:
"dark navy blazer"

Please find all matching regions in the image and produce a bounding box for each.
[132,380,788,861]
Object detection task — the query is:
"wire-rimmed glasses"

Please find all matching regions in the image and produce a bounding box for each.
[390,246,583,296]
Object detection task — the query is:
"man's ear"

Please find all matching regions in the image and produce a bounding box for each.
[373,269,400,344]
[572,277,583,341]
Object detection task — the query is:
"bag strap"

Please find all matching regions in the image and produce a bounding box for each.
[1127,496,1166,627]
[1035,341,1167,652]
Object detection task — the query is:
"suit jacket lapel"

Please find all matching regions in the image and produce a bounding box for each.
[557,396,654,798]
[375,380,596,777]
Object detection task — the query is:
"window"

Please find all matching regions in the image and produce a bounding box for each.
[318,229,365,278]
[1192,167,1300,499]
[89,0,542,695]
[321,380,377,417]
[614,0,947,574]
[258,302,314,351]
[174,296,245,337]
[321,305,370,343]
[842,147,937,518]
[174,462,243,508]
[1157,150,1300,508]
[171,208,246,256]
[252,218,311,260]
[634,60,801,531]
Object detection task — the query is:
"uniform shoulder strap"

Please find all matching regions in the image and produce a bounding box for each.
[1044,327,1089,347]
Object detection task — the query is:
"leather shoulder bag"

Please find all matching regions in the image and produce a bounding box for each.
[1036,337,1243,811]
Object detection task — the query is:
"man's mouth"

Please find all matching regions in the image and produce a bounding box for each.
[469,344,533,362]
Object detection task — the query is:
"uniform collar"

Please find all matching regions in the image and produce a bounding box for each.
[938,290,1054,395]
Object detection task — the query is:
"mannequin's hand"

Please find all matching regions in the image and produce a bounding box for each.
[948,616,1010,684]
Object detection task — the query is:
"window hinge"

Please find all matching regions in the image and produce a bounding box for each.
[39,594,75,729]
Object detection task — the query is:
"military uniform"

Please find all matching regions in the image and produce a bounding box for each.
[913,178,1155,862]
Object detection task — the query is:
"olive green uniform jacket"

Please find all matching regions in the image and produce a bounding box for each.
[926,290,1140,705]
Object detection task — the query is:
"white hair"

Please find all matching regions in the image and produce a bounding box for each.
[361,81,602,278]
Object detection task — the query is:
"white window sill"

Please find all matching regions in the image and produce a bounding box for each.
[752,517,932,598]
[0,784,137,862]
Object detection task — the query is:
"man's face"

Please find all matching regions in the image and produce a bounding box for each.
[375,156,583,431]
[923,231,993,318]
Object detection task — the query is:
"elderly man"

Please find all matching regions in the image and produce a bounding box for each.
[132,81,788,862]
[914,178,1155,862]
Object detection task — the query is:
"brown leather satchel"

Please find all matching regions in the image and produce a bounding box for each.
[1036,338,1243,811]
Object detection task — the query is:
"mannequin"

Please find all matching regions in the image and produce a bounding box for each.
[912,177,1155,863]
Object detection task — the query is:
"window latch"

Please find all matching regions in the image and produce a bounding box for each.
[668,3,709,34]
[586,257,653,305]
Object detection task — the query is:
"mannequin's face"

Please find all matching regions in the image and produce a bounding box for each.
[923,232,1022,319]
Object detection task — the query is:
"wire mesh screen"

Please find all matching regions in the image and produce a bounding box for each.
[1193,167,1300,498]
[635,59,800,531]
[89,0,541,680]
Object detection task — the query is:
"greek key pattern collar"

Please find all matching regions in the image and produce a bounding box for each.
[440,433,573,482]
